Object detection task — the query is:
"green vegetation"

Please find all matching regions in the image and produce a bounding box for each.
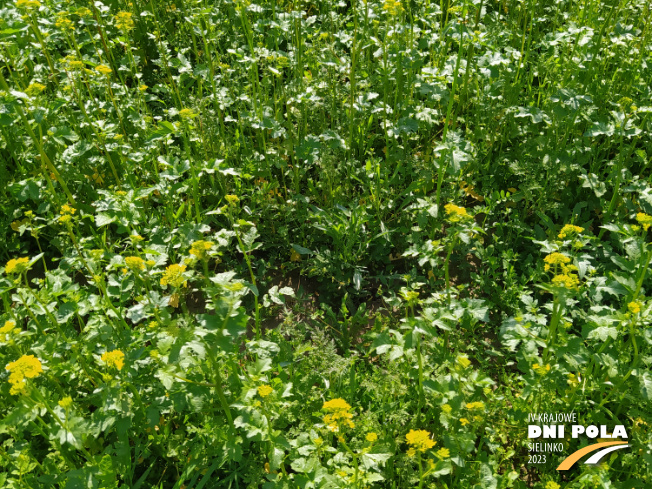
[1,0,651,487]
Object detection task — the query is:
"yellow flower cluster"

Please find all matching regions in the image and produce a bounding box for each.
[6,354,43,395]
[435,447,450,459]
[465,401,485,410]
[5,257,30,274]
[558,224,584,239]
[95,64,112,76]
[545,482,560,489]
[405,429,435,456]
[543,252,570,271]
[55,14,74,31]
[382,0,402,16]
[58,396,73,409]
[628,301,641,315]
[16,0,41,10]
[25,82,46,96]
[258,384,273,398]
[61,55,84,71]
[224,194,240,205]
[190,240,213,259]
[322,398,355,432]
[160,264,187,287]
[101,350,125,370]
[76,7,92,17]
[636,212,652,231]
[551,273,579,290]
[366,432,378,442]
[0,320,16,342]
[444,203,472,222]
[532,363,551,375]
[179,108,199,120]
[115,11,134,31]
[125,256,145,271]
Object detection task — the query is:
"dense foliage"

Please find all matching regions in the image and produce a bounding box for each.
[1,0,651,487]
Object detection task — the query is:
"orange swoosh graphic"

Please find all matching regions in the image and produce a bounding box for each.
[557,441,628,470]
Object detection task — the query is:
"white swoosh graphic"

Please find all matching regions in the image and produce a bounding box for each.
[584,444,630,465]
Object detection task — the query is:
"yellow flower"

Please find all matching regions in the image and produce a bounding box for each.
[5,257,30,274]
[444,203,471,222]
[441,404,452,414]
[60,204,76,215]
[58,396,73,409]
[567,373,580,387]
[190,240,213,259]
[1,320,16,335]
[139,84,148,91]
[456,355,471,369]
[6,355,43,395]
[59,214,72,224]
[224,194,240,205]
[366,432,378,442]
[628,302,641,314]
[382,0,402,15]
[460,418,470,426]
[95,64,112,76]
[55,16,74,31]
[11,218,29,232]
[465,401,485,410]
[545,482,560,489]
[435,447,450,459]
[178,108,198,120]
[558,224,584,239]
[115,11,134,30]
[125,256,145,271]
[76,7,92,17]
[160,264,187,287]
[636,213,652,231]
[532,363,551,375]
[16,0,41,10]
[258,385,273,398]
[313,437,323,446]
[101,350,125,370]
[322,398,355,432]
[405,429,436,453]
[61,55,84,71]
[543,252,570,272]
[407,447,416,457]
[25,82,46,96]
[551,273,579,290]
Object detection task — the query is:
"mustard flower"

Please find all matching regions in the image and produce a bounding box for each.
[558,224,584,239]
[636,213,652,231]
[6,355,43,395]
[160,264,187,287]
[628,301,641,315]
[101,350,125,370]
[5,257,30,275]
[444,203,471,222]
[58,396,73,409]
[115,11,134,30]
[124,256,145,272]
[322,398,355,432]
[189,240,213,259]
[405,429,436,453]
[258,385,273,397]
[25,82,46,96]
[95,64,112,76]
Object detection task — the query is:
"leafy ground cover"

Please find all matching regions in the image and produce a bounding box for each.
[1,0,651,487]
